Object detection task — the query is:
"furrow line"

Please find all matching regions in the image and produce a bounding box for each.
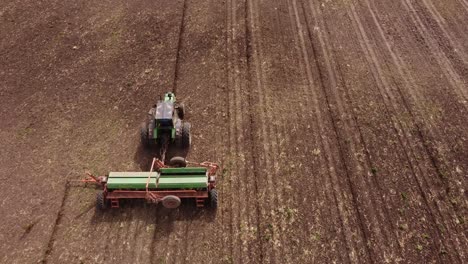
[418,0,468,64]
[237,62,254,262]
[359,0,467,260]
[271,0,312,261]
[349,1,454,260]
[245,0,275,262]
[456,0,468,13]
[335,8,406,256]
[274,2,320,262]
[229,0,263,262]
[347,2,455,261]
[306,0,402,261]
[289,0,361,262]
[291,1,363,262]
[40,179,71,264]
[149,216,157,264]
[285,2,324,262]
[401,0,468,103]
[366,0,468,240]
[172,0,188,95]
[228,0,245,261]
[238,2,257,261]
[248,0,291,262]
[150,0,188,262]
[225,0,236,261]
[364,0,468,197]
[299,0,376,261]
[180,218,192,264]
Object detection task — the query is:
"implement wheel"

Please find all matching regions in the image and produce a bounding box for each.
[162,195,181,209]
[168,156,187,167]
[96,191,108,211]
[209,189,218,209]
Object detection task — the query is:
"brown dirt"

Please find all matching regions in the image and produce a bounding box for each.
[0,0,466,263]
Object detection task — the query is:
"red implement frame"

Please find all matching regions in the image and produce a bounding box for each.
[81,158,219,208]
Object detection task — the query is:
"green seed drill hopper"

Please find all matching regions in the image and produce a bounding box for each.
[84,158,219,210]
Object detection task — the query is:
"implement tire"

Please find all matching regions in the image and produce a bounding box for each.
[168,156,187,167]
[209,189,218,209]
[162,195,181,209]
[96,191,108,211]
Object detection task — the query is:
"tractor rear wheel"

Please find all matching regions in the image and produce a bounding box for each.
[96,191,108,210]
[208,189,218,209]
[181,122,191,150]
[140,122,150,148]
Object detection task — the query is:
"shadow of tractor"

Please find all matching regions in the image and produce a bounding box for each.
[133,142,189,171]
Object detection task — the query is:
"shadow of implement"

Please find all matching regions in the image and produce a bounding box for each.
[90,199,216,229]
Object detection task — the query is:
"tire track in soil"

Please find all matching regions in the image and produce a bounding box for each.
[171,0,187,95]
[150,210,175,264]
[363,0,468,202]
[255,0,353,262]
[227,0,262,262]
[292,2,369,262]
[148,0,188,262]
[150,0,231,262]
[115,208,145,263]
[456,0,468,13]
[345,2,458,262]
[324,0,466,260]
[40,178,71,264]
[272,2,324,261]
[293,1,372,262]
[175,212,194,264]
[418,0,468,64]
[296,0,375,262]
[244,1,268,262]
[247,0,316,261]
[2,1,186,263]
[303,0,407,261]
[400,0,468,103]
[246,0,292,262]
[286,1,334,262]
[264,0,316,261]
[225,0,237,260]
[288,0,367,262]
[226,0,238,260]
[358,1,467,260]
[175,0,263,262]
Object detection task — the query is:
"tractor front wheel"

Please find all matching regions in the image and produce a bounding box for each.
[96,191,108,211]
[176,103,185,119]
[208,189,218,209]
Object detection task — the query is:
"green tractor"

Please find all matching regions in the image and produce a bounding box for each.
[141,92,191,160]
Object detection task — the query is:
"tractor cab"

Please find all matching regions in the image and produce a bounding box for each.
[152,100,178,140]
[141,92,190,156]
[155,101,175,127]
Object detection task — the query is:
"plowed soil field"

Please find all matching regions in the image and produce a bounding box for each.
[1,0,466,263]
